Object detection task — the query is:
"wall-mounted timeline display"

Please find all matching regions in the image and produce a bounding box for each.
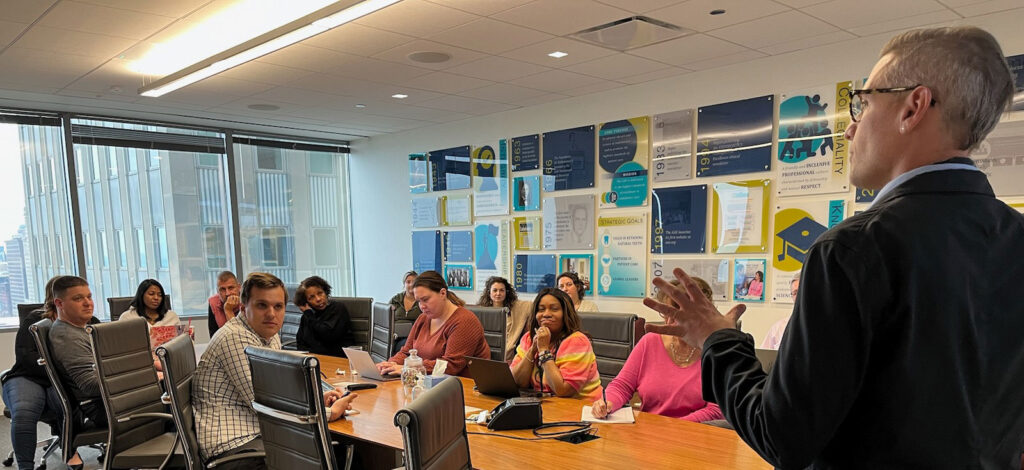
[1008,53,1023,111]
[428,145,471,191]
[734,258,767,302]
[542,125,595,191]
[511,134,540,171]
[411,197,442,228]
[444,264,473,291]
[443,194,472,226]
[473,141,510,217]
[542,194,595,250]
[443,230,473,263]
[513,216,542,251]
[559,254,594,295]
[855,187,877,204]
[409,153,429,193]
[597,213,647,298]
[771,200,844,302]
[598,117,650,208]
[970,119,1024,197]
[652,109,694,183]
[651,185,707,254]
[777,81,852,196]
[512,175,541,211]
[411,230,441,273]
[649,258,729,302]
[475,221,510,291]
[696,95,774,177]
[711,179,770,254]
[514,254,557,293]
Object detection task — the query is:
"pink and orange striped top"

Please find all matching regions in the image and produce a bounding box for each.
[510,330,603,400]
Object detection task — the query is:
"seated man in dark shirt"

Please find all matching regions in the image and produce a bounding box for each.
[48,275,105,428]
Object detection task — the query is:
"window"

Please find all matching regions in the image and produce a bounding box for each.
[127,148,138,174]
[116,230,127,268]
[155,226,168,269]
[309,152,334,175]
[313,228,339,266]
[204,227,227,269]
[198,154,219,167]
[135,228,147,268]
[261,227,293,268]
[84,232,93,267]
[256,147,283,170]
[99,230,109,268]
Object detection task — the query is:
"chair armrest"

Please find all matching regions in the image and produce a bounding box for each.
[282,339,297,350]
[160,392,171,405]
[208,451,266,468]
[116,412,174,424]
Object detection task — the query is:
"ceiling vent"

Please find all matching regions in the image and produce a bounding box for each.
[570,16,692,51]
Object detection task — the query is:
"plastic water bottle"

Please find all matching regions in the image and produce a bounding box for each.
[410,376,426,401]
[402,349,426,398]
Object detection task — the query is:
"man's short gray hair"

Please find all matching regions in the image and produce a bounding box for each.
[877,26,1014,151]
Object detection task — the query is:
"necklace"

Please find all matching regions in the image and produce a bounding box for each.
[666,338,696,365]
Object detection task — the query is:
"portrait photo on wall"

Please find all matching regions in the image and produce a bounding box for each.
[559,254,593,295]
[513,175,541,211]
[444,264,474,291]
[734,258,767,302]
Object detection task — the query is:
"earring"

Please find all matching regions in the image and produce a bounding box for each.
[900,124,906,134]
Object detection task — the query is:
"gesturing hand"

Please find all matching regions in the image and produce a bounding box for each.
[224,295,241,314]
[535,326,551,351]
[643,268,747,349]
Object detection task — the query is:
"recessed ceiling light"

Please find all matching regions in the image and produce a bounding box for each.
[548,51,569,58]
[247,103,280,111]
[408,51,452,63]
[710,9,726,15]
[355,103,366,108]
[392,94,408,99]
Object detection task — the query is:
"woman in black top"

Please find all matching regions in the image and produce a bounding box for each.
[294,276,355,357]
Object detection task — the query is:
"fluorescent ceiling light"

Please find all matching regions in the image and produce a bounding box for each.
[139,0,402,97]
[548,51,569,58]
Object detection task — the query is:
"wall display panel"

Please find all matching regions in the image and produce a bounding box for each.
[598,117,650,208]
[513,216,542,251]
[734,258,767,303]
[777,81,852,196]
[427,145,471,191]
[542,194,595,250]
[711,179,770,254]
[512,175,541,211]
[559,254,594,296]
[855,187,877,204]
[696,95,774,177]
[444,264,474,291]
[514,254,557,293]
[651,185,707,254]
[542,125,595,191]
[475,221,510,291]
[652,109,694,183]
[597,213,647,298]
[443,230,473,263]
[409,153,429,193]
[649,258,729,302]
[443,194,472,226]
[1008,53,1023,111]
[771,200,845,303]
[970,119,1024,196]
[412,230,442,273]
[473,141,509,217]
[411,196,442,228]
[1011,202,1024,213]
[511,134,540,171]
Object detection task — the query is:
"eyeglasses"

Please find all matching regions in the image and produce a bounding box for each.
[849,85,937,123]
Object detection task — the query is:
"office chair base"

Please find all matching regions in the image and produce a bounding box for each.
[3,451,11,466]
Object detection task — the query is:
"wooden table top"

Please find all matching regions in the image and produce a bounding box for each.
[316,355,770,470]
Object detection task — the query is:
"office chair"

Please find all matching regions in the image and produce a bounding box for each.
[393,376,472,470]
[578,312,640,387]
[464,306,507,362]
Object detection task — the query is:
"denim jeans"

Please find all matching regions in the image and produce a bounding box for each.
[1,377,62,470]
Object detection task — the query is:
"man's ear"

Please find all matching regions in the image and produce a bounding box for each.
[899,86,934,134]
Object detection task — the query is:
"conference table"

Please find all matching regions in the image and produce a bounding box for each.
[315,355,770,469]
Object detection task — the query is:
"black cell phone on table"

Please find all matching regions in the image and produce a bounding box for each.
[346,383,378,391]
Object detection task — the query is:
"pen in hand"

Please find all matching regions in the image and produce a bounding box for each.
[600,387,608,420]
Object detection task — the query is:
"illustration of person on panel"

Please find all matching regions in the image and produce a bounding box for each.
[476,276,532,362]
[557,272,597,312]
[571,204,590,245]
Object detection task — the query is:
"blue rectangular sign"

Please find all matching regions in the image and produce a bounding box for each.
[428,145,471,191]
[651,185,707,254]
[542,125,595,191]
[513,254,557,293]
[443,230,473,262]
[412,230,441,273]
[696,95,774,177]
[511,134,540,171]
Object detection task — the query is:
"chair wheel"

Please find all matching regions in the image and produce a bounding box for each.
[3,457,13,466]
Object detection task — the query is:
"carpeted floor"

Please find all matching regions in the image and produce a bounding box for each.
[0,417,103,470]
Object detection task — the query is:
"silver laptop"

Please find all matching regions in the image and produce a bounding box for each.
[343,347,400,381]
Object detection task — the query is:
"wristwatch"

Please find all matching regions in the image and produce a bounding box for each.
[537,351,555,365]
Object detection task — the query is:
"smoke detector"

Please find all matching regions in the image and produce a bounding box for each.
[570,16,692,51]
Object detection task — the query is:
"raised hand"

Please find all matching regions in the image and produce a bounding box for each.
[643,268,746,348]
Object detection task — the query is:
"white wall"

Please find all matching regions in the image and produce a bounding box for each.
[350,11,1024,345]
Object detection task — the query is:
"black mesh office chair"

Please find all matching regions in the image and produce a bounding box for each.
[87,318,183,469]
[244,346,352,470]
[281,285,302,350]
[105,297,133,322]
[393,376,472,470]
[578,312,640,386]
[28,319,108,468]
[370,302,393,362]
[464,305,507,362]
[156,334,264,469]
[331,297,373,351]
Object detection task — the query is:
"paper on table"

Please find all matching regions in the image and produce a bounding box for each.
[581,405,635,424]
[464,406,484,415]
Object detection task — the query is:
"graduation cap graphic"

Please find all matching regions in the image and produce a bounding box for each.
[776,217,827,264]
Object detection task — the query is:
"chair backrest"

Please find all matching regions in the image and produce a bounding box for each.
[106,297,133,322]
[156,334,202,470]
[578,312,639,386]
[245,346,337,470]
[394,376,472,470]
[331,296,373,351]
[281,284,302,349]
[370,302,393,363]
[464,305,506,362]
[88,318,170,458]
[29,318,83,462]
[17,303,43,323]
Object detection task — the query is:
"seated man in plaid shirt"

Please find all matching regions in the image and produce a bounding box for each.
[192,272,358,469]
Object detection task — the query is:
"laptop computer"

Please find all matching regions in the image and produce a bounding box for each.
[343,347,400,381]
[467,357,542,399]
[755,348,778,374]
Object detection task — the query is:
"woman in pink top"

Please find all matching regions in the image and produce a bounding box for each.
[747,271,764,299]
[591,277,723,422]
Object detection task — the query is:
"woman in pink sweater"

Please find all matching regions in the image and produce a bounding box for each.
[591,277,723,422]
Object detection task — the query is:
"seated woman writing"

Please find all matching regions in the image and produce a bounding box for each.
[509,288,602,400]
[591,277,723,422]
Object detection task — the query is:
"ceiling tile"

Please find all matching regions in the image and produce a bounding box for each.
[62,59,143,94]
[646,0,790,32]
[0,20,28,49]
[15,25,136,58]
[146,87,248,109]
[288,73,391,97]
[629,34,747,67]
[564,53,671,80]
[803,0,948,29]
[358,86,447,105]
[355,0,479,37]
[459,83,550,103]
[246,86,351,108]
[369,105,474,123]
[493,0,633,36]
[593,0,687,14]
[330,56,435,85]
[425,0,533,16]
[256,44,360,73]
[56,88,138,102]
[561,80,626,96]
[303,23,414,57]
[0,47,115,89]
[500,37,618,67]
[684,49,767,70]
[772,0,832,7]
[217,61,314,86]
[69,0,210,17]
[847,9,959,36]
[515,92,570,107]
[708,11,838,49]
[428,18,553,55]
[184,75,276,97]
[616,66,690,84]
[0,80,59,95]
[508,69,610,92]
[414,94,518,114]
[444,56,551,81]
[208,98,310,117]
[401,71,494,94]
[371,39,488,71]
[757,30,855,55]
[951,1,1022,16]
[2,0,59,23]
[39,1,175,40]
